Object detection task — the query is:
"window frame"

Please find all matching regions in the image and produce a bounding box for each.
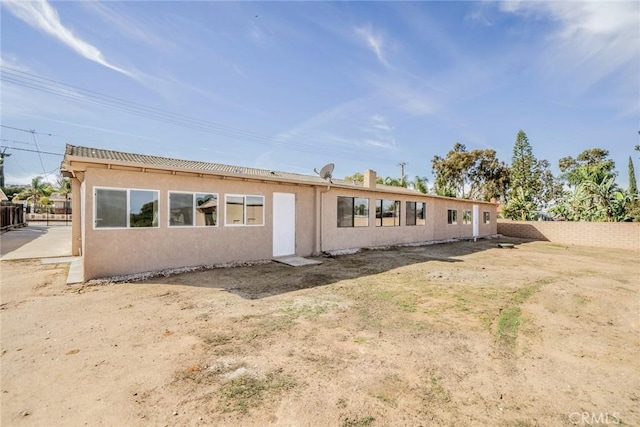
[224,194,265,227]
[463,210,472,225]
[483,211,491,224]
[405,201,426,226]
[168,191,219,228]
[376,199,401,227]
[337,196,369,228]
[447,209,458,225]
[94,186,160,230]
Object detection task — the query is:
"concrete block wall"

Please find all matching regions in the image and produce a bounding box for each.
[497,220,640,251]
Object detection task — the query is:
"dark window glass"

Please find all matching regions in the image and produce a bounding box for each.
[377,199,400,226]
[463,210,472,225]
[447,209,457,224]
[95,189,126,228]
[195,193,217,226]
[406,202,416,226]
[246,196,264,225]
[130,190,158,228]
[170,193,194,226]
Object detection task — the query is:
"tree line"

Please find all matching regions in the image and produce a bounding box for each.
[346,130,640,222]
[2,176,71,214]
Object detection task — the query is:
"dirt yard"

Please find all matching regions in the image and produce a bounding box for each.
[1,238,638,426]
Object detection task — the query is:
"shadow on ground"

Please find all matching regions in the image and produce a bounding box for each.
[137,237,524,299]
[0,226,49,256]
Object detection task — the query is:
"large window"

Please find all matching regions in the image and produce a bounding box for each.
[338,197,369,227]
[225,195,264,226]
[483,211,491,224]
[406,202,426,226]
[376,199,400,227]
[447,209,457,225]
[463,210,472,225]
[95,188,159,229]
[169,192,218,227]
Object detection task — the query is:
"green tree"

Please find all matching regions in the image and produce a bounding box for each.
[510,130,539,195]
[410,176,429,194]
[432,143,509,201]
[15,176,53,213]
[552,149,632,222]
[344,172,364,183]
[432,143,474,198]
[628,156,638,195]
[559,148,615,187]
[501,187,537,220]
[503,130,561,219]
[382,176,403,187]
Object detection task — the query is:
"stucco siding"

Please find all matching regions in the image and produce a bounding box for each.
[319,189,496,252]
[81,167,316,279]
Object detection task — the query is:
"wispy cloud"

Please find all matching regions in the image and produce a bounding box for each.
[362,114,396,149]
[2,0,134,78]
[500,1,639,114]
[81,2,171,50]
[355,25,390,67]
[0,54,31,72]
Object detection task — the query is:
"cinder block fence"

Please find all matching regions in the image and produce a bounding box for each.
[497,220,640,251]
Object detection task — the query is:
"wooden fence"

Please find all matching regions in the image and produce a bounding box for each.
[1,201,26,233]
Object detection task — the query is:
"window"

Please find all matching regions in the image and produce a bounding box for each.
[463,210,472,225]
[447,209,457,225]
[169,192,218,227]
[483,211,491,224]
[406,202,426,226]
[376,199,400,227]
[95,188,158,229]
[338,197,369,227]
[225,195,264,226]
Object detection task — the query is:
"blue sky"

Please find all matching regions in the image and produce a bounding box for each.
[1,1,638,189]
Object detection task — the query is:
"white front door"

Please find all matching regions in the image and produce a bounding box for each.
[472,204,479,238]
[273,192,296,257]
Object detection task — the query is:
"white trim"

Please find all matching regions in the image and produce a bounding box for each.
[463,209,472,225]
[273,192,296,257]
[224,194,265,227]
[447,209,458,225]
[93,186,160,230]
[168,191,219,228]
[473,205,480,237]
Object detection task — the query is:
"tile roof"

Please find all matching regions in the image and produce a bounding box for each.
[63,144,359,186]
[61,144,496,202]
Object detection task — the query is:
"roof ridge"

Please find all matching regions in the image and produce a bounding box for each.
[65,144,339,184]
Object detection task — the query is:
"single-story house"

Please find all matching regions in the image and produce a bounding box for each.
[60,144,497,281]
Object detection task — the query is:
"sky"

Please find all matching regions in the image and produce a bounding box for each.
[1,1,639,189]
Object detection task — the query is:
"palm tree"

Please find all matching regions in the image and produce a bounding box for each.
[410,176,429,194]
[17,176,52,213]
[56,176,72,215]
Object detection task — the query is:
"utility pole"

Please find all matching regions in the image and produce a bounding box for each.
[0,148,11,188]
[397,162,407,186]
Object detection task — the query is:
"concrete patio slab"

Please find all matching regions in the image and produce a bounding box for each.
[0,226,72,260]
[273,256,322,267]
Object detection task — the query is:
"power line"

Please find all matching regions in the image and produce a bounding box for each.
[0,66,405,165]
[0,146,63,156]
[0,138,60,149]
[29,129,50,181]
[1,66,319,149]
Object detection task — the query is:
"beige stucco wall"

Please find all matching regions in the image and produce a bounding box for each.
[81,167,316,279]
[76,165,497,280]
[319,188,497,252]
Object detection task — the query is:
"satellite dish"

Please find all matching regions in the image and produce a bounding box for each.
[314,163,334,182]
